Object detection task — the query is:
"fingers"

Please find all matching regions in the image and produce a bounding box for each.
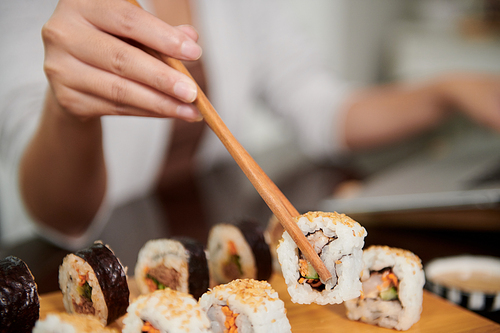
[441,73,500,131]
[58,24,198,103]
[80,0,202,60]
[42,0,204,121]
[176,25,200,42]
[54,86,201,122]
[45,40,200,121]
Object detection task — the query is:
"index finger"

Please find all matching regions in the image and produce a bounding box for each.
[81,0,202,61]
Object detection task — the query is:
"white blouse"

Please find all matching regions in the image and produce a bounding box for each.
[0,0,350,249]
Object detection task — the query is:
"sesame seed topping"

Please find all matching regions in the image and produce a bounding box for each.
[365,245,422,269]
[298,211,361,228]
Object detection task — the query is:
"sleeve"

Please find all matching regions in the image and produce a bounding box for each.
[0,83,113,251]
[0,1,113,250]
[0,84,43,247]
[249,0,352,160]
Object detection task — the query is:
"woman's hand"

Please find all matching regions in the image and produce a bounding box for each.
[438,73,500,131]
[343,72,500,151]
[42,0,203,122]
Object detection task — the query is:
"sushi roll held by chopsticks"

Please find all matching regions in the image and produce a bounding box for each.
[344,245,425,331]
[277,211,367,305]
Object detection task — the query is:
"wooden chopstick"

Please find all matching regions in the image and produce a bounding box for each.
[124,0,332,284]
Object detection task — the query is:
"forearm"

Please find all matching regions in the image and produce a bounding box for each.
[342,79,449,151]
[20,88,106,236]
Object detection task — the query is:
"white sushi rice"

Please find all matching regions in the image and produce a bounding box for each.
[33,314,77,333]
[134,239,189,294]
[33,313,118,333]
[207,224,256,284]
[59,254,108,326]
[122,289,212,333]
[277,211,366,305]
[199,279,291,333]
[344,245,425,331]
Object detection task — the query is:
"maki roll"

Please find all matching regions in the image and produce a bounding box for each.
[199,279,291,333]
[207,219,272,285]
[33,313,118,333]
[264,214,283,273]
[0,256,40,333]
[122,289,212,333]
[277,211,366,305]
[135,237,209,299]
[344,245,425,331]
[59,241,129,326]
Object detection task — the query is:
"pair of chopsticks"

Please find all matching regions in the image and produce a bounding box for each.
[125,0,332,284]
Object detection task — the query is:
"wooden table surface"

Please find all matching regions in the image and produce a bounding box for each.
[39,273,500,332]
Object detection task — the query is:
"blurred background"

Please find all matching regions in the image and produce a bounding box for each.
[253,0,500,176]
[1,0,500,321]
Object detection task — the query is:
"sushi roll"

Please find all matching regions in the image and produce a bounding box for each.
[59,241,129,326]
[207,219,272,285]
[0,256,40,333]
[135,237,209,299]
[264,214,283,273]
[199,279,291,333]
[122,289,212,333]
[344,245,425,331]
[33,313,118,333]
[277,211,366,305]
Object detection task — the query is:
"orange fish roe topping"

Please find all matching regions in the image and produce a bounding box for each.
[141,321,160,333]
[222,305,239,333]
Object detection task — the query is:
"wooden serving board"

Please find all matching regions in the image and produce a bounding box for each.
[40,274,499,332]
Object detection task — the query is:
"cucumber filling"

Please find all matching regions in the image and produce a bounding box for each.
[146,274,167,290]
[78,281,92,302]
[380,286,398,301]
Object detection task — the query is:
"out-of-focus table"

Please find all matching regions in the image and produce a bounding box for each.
[39,274,500,332]
[4,162,500,323]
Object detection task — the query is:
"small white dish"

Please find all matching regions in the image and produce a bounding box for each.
[425,255,500,312]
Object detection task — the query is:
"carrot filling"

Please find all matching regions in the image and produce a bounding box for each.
[142,321,160,333]
[223,241,242,280]
[296,231,336,290]
[362,268,399,301]
[144,265,180,292]
[228,241,237,255]
[74,272,95,315]
[382,270,399,288]
[221,305,239,333]
[298,259,323,288]
[76,273,92,301]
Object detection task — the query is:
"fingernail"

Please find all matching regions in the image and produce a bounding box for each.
[181,40,202,59]
[176,104,203,121]
[173,80,197,102]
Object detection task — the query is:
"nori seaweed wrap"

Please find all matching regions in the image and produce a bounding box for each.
[134,237,209,299]
[0,256,40,333]
[207,218,273,284]
[59,241,129,325]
